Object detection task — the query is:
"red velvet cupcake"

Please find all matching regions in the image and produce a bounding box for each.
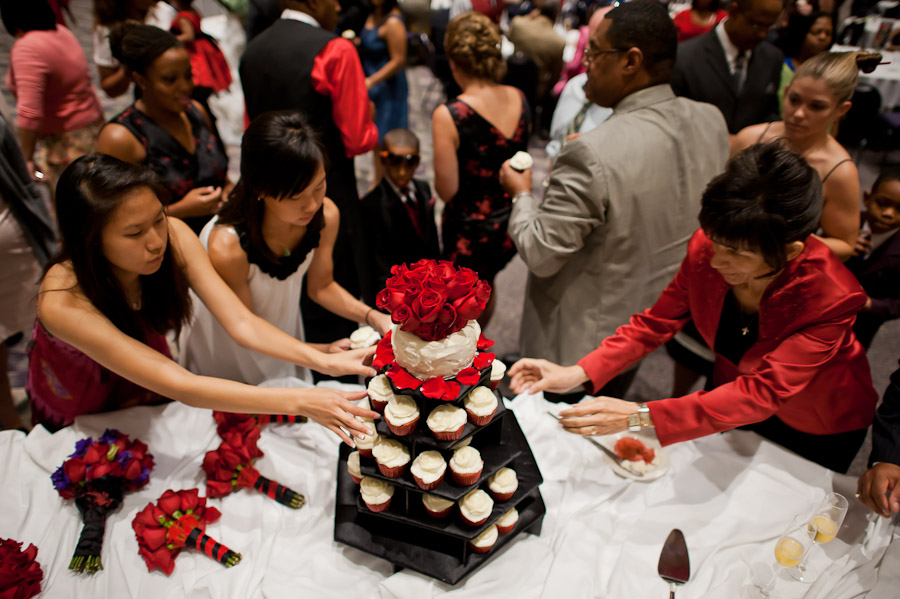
[458,489,493,527]
[426,404,467,441]
[463,386,498,427]
[422,493,454,519]
[487,467,518,501]
[360,477,394,512]
[410,450,447,491]
[366,374,394,413]
[384,395,420,437]
[372,438,410,478]
[449,446,483,486]
[468,524,499,553]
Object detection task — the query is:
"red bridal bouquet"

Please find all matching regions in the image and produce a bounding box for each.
[202,428,306,509]
[375,259,491,341]
[0,538,43,599]
[132,489,241,574]
[50,429,154,573]
[213,411,306,436]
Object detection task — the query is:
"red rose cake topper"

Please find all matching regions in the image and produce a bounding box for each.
[132,489,241,574]
[376,259,491,341]
[50,429,154,573]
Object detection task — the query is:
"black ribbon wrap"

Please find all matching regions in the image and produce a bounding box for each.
[252,475,306,509]
[70,477,124,573]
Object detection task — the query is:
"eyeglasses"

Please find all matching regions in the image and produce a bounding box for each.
[380,151,421,168]
[583,46,625,63]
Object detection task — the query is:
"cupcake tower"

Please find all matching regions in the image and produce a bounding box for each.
[334,260,545,585]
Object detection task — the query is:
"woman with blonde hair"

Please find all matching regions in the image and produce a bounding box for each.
[732,50,881,261]
[432,11,531,325]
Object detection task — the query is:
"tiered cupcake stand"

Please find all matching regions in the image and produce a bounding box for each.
[334,368,545,585]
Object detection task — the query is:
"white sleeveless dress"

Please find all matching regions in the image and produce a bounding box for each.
[180,216,315,385]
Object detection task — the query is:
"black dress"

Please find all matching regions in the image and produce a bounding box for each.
[442,90,530,282]
[110,104,228,233]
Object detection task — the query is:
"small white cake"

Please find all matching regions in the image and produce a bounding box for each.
[391,320,481,380]
[350,326,381,349]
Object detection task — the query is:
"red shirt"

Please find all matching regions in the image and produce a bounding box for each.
[673,9,728,43]
[577,229,878,445]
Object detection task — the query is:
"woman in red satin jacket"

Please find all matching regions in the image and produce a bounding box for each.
[509,143,877,472]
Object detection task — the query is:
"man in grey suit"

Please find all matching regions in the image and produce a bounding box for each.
[499,1,729,401]
[670,0,784,134]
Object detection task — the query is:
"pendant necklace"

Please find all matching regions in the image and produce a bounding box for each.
[738,310,758,336]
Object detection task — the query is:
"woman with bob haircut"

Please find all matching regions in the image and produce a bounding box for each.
[509,143,877,472]
[181,111,392,384]
[26,154,378,443]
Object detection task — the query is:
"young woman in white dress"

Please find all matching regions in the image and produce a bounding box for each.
[181,110,392,384]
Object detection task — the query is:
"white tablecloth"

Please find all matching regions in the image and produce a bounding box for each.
[1,388,898,598]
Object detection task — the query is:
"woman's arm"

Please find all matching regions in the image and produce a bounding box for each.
[172,217,377,377]
[174,15,196,43]
[95,122,147,164]
[306,198,393,335]
[817,162,861,262]
[37,266,377,445]
[364,16,407,90]
[98,65,131,98]
[432,104,459,202]
[206,226,254,310]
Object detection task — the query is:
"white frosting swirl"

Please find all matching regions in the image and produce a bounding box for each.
[487,467,518,494]
[450,446,483,474]
[350,326,381,348]
[422,493,454,512]
[490,359,507,382]
[384,395,419,426]
[427,405,467,433]
[410,451,447,483]
[347,451,361,478]
[459,489,493,522]
[360,477,393,504]
[464,386,497,416]
[355,420,378,451]
[471,524,499,548]
[391,321,481,380]
[497,507,519,528]
[452,437,472,449]
[367,374,396,405]
[372,438,410,468]
[509,151,533,171]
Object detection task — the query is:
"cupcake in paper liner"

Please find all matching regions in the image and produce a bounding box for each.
[489,359,506,390]
[458,488,493,527]
[509,151,533,172]
[422,493,454,519]
[469,524,498,554]
[360,477,393,512]
[496,507,518,534]
[411,451,447,491]
[372,438,410,478]
[366,374,395,413]
[427,404,467,441]
[384,395,420,436]
[463,386,497,426]
[347,451,362,484]
[350,326,380,349]
[487,467,518,501]
[449,446,483,485]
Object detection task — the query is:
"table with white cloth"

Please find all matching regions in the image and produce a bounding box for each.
[832,44,900,109]
[1,385,898,598]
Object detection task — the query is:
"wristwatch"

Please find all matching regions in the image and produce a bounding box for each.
[627,403,652,432]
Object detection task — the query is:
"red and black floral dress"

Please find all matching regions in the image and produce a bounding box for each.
[442,91,530,282]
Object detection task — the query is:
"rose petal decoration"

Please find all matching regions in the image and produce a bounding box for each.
[386,363,423,390]
[473,352,496,371]
[421,377,462,401]
[372,331,395,371]
[455,367,480,386]
[476,334,495,350]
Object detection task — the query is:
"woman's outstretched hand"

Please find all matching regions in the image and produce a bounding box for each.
[316,346,377,378]
[508,358,589,395]
[558,396,637,437]
[296,388,379,447]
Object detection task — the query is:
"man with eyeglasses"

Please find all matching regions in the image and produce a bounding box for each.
[498,1,728,403]
[671,0,785,135]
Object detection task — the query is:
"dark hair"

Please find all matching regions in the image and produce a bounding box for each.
[691,0,721,12]
[0,0,57,35]
[383,128,420,151]
[699,142,822,272]
[446,12,507,82]
[94,0,155,26]
[372,0,399,16]
[778,11,833,59]
[49,154,192,341]
[537,0,559,22]
[605,1,678,83]
[872,167,900,194]
[218,111,327,260]
[110,22,180,75]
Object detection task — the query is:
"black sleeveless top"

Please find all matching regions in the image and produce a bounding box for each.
[228,207,325,281]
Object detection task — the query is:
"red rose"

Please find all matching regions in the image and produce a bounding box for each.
[412,289,443,324]
[137,545,176,575]
[475,280,492,302]
[63,458,86,484]
[206,480,233,498]
[86,460,115,480]
[179,488,200,513]
[390,263,409,278]
[157,490,183,516]
[128,440,149,461]
[82,444,104,466]
[141,526,168,551]
[0,538,43,599]
[375,288,393,312]
[452,288,486,322]
[445,268,478,300]
[456,367,480,385]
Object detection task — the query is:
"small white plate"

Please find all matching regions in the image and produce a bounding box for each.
[596,430,670,482]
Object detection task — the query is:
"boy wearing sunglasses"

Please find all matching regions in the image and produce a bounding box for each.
[360,128,440,304]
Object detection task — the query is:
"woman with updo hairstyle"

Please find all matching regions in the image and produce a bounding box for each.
[181,111,391,385]
[432,11,530,325]
[95,22,228,234]
[732,51,881,262]
[509,143,878,473]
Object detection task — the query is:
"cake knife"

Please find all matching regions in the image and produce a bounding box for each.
[545,411,643,477]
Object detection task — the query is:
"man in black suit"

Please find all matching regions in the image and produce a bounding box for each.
[670,0,784,134]
[360,129,440,304]
[858,363,900,518]
[240,0,379,347]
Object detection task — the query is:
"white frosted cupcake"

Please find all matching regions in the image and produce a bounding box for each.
[463,386,498,426]
[469,524,499,554]
[449,446,483,486]
[489,359,506,390]
[426,404,467,441]
[422,493,454,519]
[367,374,395,413]
[458,488,494,527]
[410,450,447,491]
[347,451,362,484]
[509,151,533,172]
[384,395,420,436]
[372,438,411,478]
[350,325,381,349]
[355,421,378,458]
[452,436,472,449]
[496,507,519,534]
[360,476,394,512]
[487,467,518,501]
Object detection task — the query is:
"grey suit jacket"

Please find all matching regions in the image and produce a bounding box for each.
[670,30,783,134]
[509,84,729,367]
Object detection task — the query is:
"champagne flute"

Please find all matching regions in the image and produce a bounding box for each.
[747,515,817,598]
[790,493,848,583]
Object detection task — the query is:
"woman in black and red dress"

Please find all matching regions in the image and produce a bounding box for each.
[96,23,228,234]
[432,12,530,325]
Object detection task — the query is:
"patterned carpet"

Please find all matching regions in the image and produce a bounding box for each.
[2,1,899,476]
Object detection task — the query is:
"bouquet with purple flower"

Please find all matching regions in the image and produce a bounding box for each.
[51,429,154,573]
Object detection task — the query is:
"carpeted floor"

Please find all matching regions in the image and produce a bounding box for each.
[2,0,898,477]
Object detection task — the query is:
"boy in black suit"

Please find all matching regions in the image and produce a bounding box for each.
[361,129,441,303]
[847,169,900,349]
